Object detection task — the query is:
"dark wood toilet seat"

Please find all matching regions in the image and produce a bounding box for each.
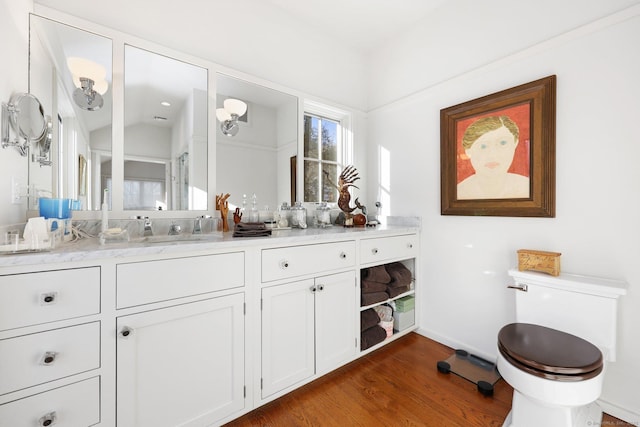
[498,323,603,382]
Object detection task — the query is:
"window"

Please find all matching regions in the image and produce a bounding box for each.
[302,101,352,204]
[303,113,340,202]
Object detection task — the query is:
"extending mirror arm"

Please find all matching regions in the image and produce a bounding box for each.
[1,102,30,157]
[32,116,53,167]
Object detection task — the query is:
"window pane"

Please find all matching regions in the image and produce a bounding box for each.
[304,160,319,202]
[321,119,338,162]
[303,115,319,159]
[321,163,338,203]
[123,179,165,210]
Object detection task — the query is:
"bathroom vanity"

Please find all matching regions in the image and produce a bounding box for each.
[0,223,419,426]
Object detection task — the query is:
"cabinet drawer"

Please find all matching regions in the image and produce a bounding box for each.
[360,234,418,265]
[262,241,355,282]
[0,267,100,332]
[117,252,245,308]
[0,322,100,395]
[0,376,100,426]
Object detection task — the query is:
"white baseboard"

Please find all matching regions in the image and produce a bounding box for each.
[415,327,497,364]
[598,399,640,425]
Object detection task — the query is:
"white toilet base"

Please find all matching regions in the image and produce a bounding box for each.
[502,390,603,427]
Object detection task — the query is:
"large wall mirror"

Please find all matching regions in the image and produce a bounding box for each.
[124,45,208,211]
[29,14,112,211]
[216,74,298,211]
[29,12,300,218]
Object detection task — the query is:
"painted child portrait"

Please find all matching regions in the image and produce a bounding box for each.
[456,104,530,200]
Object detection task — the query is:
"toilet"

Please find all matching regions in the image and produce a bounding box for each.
[497,269,627,427]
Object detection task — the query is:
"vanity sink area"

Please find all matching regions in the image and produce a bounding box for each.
[0,212,420,427]
[0,6,421,427]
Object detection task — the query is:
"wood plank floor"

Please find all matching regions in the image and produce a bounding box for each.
[225,333,633,426]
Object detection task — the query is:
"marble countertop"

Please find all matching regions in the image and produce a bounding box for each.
[0,218,420,268]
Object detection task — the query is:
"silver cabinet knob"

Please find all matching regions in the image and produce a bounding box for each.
[339,252,347,259]
[40,292,58,305]
[280,260,290,269]
[120,326,134,338]
[408,243,413,249]
[317,284,324,291]
[371,248,379,255]
[39,411,57,426]
[310,285,317,293]
[40,351,57,366]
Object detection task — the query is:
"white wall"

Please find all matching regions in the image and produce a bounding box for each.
[33,0,368,112]
[0,0,32,225]
[366,0,640,421]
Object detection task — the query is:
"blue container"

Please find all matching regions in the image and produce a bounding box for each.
[39,198,72,219]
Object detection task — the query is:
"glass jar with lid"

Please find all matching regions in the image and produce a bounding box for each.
[290,202,307,228]
[316,201,331,228]
[277,202,291,228]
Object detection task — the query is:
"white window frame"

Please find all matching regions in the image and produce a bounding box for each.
[301,100,353,204]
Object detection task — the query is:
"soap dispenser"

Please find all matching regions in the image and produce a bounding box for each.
[101,189,109,233]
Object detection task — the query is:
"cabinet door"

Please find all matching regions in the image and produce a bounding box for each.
[315,271,356,374]
[261,279,315,398]
[117,294,244,427]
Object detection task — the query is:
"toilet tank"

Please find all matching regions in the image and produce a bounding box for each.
[508,269,627,361]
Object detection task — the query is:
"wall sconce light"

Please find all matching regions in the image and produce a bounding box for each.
[216,98,247,137]
[67,57,109,111]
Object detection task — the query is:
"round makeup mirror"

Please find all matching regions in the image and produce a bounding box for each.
[2,92,49,157]
[11,93,47,142]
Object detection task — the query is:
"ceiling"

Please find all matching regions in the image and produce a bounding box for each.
[31,0,448,131]
[263,0,446,52]
[34,0,447,54]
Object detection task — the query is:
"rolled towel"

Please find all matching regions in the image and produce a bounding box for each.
[385,262,412,288]
[360,308,380,332]
[386,285,409,299]
[361,279,388,293]
[361,291,388,307]
[361,265,391,284]
[361,325,387,350]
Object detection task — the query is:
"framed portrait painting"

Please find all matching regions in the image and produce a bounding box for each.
[440,75,556,217]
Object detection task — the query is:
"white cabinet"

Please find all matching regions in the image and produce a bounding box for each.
[117,293,245,427]
[360,234,418,265]
[0,267,100,332]
[359,234,419,353]
[1,225,418,426]
[0,266,102,425]
[0,322,100,395]
[261,241,355,282]
[0,377,100,426]
[261,271,356,398]
[116,252,244,308]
